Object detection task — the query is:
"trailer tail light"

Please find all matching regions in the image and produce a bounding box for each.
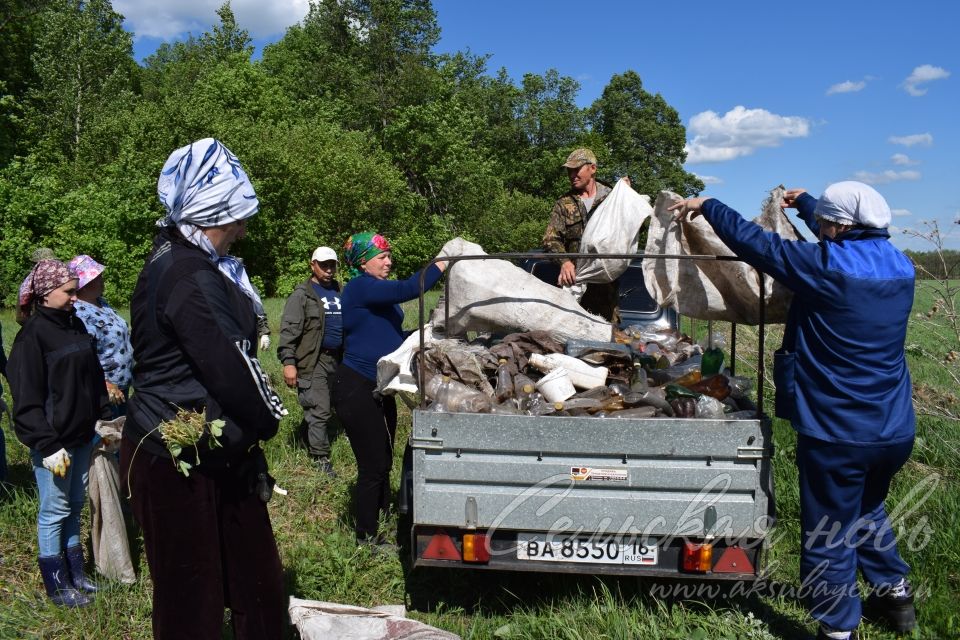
[462,533,490,563]
[681,541,713,573]
[422,530,461,561]
[713,546,754,574]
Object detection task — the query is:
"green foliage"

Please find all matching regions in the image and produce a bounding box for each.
[1,0,706,307]
[589,70,704,197]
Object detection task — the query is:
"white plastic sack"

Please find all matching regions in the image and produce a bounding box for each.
[89,417,136,584]
[642,186,800,324]
[573,178,652,285]
[288,598,460,640]
[437,237,612,343]
[377,325,436,395]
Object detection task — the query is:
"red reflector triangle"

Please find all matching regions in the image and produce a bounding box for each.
[713,546,754,574]
[423,531,461,561]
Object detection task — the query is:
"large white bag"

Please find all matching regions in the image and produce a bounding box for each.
[574,178,653,284]
[642,186,800,324]
[436,237,612,343]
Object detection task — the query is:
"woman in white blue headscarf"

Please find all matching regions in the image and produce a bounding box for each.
[120,139,287,640]
[671,182,917,640]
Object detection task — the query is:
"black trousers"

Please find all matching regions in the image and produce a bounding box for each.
[332,363,397,539]
[119,437,285,640]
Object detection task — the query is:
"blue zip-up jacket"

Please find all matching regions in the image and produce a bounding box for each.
[341,264,443,382]
[701,193,915,446]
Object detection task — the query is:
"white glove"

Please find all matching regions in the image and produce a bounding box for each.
[259,334,271,350]
[42,448,71,478]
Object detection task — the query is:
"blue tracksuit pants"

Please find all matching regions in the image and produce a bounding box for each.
[796,434,913,631]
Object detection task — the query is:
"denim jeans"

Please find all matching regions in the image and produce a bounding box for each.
[30,438,95,557]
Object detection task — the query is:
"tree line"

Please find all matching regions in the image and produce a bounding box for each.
[0,0,704,306]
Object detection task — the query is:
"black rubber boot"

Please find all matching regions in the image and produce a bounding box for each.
[38,554,92,608]
[864,586,916,634]
[65,544,99,593]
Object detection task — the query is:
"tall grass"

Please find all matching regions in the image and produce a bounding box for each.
[1,287,957,639]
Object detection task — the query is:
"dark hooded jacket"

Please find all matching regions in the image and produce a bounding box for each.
[125,227,285,467]
[8,306,111,456]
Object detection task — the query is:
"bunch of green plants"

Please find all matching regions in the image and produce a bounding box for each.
[157,408,225,477]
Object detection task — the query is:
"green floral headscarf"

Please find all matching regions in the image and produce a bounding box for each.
[343,231,391,279]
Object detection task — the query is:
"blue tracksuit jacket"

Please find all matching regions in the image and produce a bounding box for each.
[701,193,915,446]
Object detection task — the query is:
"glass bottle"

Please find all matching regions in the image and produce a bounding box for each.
[495,359,514,403]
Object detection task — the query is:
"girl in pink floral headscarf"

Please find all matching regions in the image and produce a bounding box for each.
[7,258,110,607]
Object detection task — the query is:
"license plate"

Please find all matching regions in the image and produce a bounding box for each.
[516,533,658,566]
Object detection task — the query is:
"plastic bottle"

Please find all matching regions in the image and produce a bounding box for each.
[695,395,726,419]
[622,388,674,416]
[629,360,649,392]
[607,406,657,419]
[494,359,514,403]
[557,397,603,412]
[425,376,492,413]
[513,373,537,411]
[527,353,608,389]
[526,392,562,416]
[686,374,731,401]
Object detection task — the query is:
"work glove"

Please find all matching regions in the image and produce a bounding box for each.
[42,448,71,478]
[259,334,271,351]
[106,381,125,405]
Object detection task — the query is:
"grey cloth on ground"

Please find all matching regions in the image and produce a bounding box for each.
[573,178,653,286]
[298,353,337,459]
[436,238,613,343]
[88,417,136,584]
[289,597,461,640]
[642,186,799,324]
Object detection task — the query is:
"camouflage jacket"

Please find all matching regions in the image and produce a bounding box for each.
[542,182,613,256]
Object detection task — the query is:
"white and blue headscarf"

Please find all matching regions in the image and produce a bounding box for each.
[157,138,264,312]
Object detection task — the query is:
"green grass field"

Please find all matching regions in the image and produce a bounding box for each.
[1,285,958,639]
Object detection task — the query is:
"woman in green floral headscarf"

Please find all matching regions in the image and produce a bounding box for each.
[333,232,447,548]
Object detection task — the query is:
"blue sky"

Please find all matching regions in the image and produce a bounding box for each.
[122,0,959,251]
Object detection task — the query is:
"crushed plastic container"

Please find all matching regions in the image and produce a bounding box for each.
[535,368,576,403]
[527,353,608,390]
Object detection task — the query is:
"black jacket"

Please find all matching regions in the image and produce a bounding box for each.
[7,306,110,457]
[125,227,285,466]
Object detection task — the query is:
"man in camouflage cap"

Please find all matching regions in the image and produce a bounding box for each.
[542,147,619,321]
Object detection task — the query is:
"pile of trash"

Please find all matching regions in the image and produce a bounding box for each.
[412,324,757,420]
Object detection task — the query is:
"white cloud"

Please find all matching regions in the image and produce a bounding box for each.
[696,174,723,185]
[902,64,950,96]
[684,106,810,164]
[114,0,309,40]
[852,169,921,185]
[888,133,933,147]
[826,79,866,95]
[891,208,912,217]
[890,153,918,166]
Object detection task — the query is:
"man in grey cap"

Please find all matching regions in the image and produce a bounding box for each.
[277,246,342,477]
[542,147,619,321]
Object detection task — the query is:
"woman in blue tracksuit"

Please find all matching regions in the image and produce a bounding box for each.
[672,182,916,640]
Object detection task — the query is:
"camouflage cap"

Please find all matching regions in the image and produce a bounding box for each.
[562,148,597,168]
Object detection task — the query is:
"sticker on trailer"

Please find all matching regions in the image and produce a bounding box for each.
[570,466,628,482]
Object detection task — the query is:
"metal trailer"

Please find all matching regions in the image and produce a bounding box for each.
[400,252,776,581]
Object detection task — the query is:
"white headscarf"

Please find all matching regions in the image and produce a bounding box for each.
[157,138,259,227]
[814,181,891,229]
[158,138,264,312]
